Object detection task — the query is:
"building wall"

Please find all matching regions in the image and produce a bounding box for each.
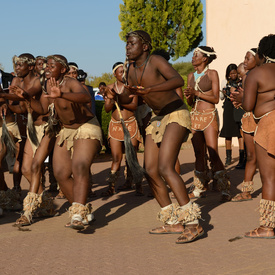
[206,0,275,145]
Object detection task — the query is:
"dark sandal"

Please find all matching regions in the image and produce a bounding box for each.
[231,192,252,202]
[220,193,232,203]
[117,182,132,191]
[15,215,31,226]
[176,224,204,244]
[149,224,184,234]
[66,220,85,230]
[101,189,116,197]
[244,226,275,239]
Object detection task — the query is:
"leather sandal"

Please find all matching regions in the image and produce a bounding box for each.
[231,192,252,202]
[244,226,275,239]
[149,224,184,234]
[67,220,85,230]
[15,215,31,226]
[176,224,204,244]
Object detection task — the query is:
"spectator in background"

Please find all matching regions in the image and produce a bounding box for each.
[34,56,47,77]
[78,69,96,116]
[220,64,244,167]
[67,62,78,79]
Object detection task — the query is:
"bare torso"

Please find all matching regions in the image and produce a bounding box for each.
[189,70,216,111]
[46,77,94,129]
[127,55,181,115]
[244,63,275,117]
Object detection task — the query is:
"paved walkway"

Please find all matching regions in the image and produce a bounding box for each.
[0,146,274,275]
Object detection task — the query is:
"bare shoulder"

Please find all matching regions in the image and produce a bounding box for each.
[107,83,115,89]
[187,71,194,80]
[207,69,218,79]
[11,77,22,85]
[207,69,218,75]
[150,54,167,65]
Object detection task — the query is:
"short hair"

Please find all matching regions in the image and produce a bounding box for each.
[99,82,106,87]
[77,69,87,82]
[126,30,152,51]
[225,63,237,80]
[197,46,217,65]
[257,34,275,62]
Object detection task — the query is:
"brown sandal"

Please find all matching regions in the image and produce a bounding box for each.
[231,192,252,202]
[149,224,184,234]
[176,224,204,244]
[15,215,31,226]
[244,226,275,239]
[101,182,116,197]
[66,220,85,230]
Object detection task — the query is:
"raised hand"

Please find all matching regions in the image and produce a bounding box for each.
[9,86,29,100]
[45,77,62,98]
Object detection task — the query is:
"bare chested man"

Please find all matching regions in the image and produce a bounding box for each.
[0,72,22,213]
[232,34,275,238]
[124,30,203,243]
[2,53,56,226]
[22,55,102,230]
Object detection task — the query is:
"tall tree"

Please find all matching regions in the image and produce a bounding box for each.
[119,0,203,60]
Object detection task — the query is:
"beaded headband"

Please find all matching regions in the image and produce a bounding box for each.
[126,31,152,50]
[112,64,123,74]
[47,55,69,71]
[13,55,36,66]
[194,47,216,57]
[248,49,256,56]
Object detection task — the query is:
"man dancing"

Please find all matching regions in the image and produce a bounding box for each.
[124,30,203,243]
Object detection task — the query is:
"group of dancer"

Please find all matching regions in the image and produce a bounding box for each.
[0,30,274,242]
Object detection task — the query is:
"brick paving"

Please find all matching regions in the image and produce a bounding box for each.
[0,145,274,275]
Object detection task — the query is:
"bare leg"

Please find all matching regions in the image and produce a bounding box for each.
[158,123,189,206]
[144,135,171,207]
[52,138,74,204]
[191,130,206,172]
[13,138,25,192]
[71,139,101,204]
[243,133,257,182]
[245,144,275,238]
[225,138,232,150]
[204,124,224,172]
[21,138,34,184]
[109,138,123,172]
[29,135,55,194]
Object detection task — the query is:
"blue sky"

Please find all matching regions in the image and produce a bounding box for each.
[1,0,205,77]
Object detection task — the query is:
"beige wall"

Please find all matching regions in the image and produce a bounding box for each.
[206,0,275,145]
